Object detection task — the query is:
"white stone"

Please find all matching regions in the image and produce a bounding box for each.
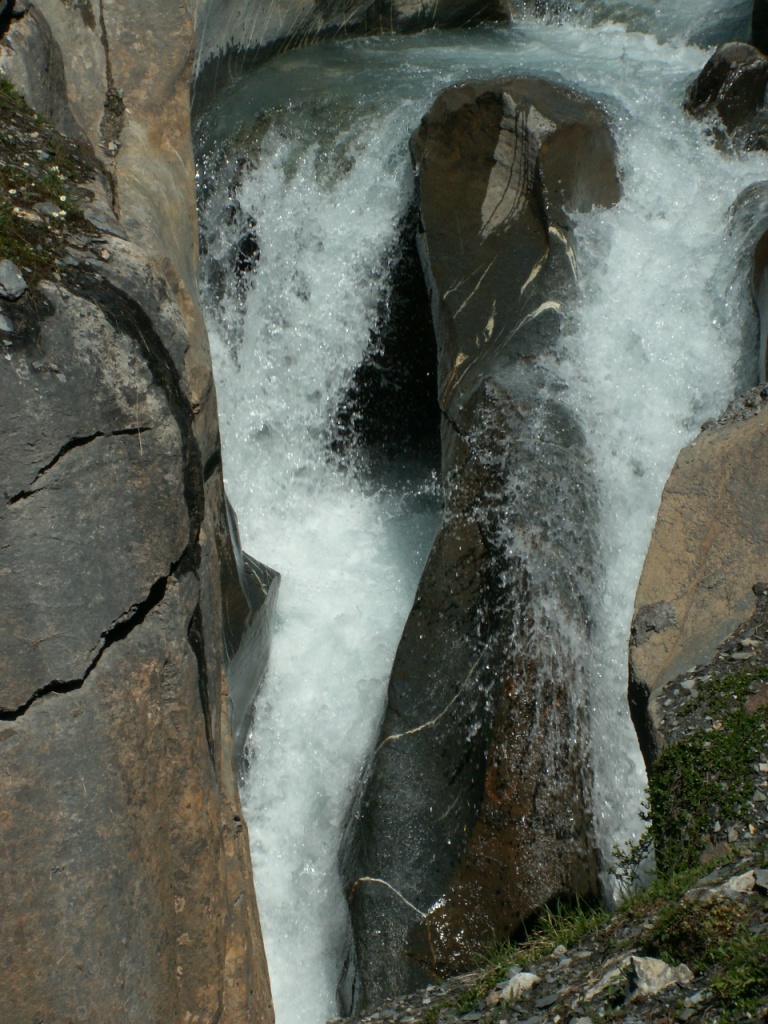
[584,960,628,1002]
[628,956,693,997]
[500,971,541,1001]
[721,870,756,898]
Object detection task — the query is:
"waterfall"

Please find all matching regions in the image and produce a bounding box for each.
[196,9,767,1022]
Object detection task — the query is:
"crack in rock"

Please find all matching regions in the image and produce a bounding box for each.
[0,569,170,720]
[5,427,147,505]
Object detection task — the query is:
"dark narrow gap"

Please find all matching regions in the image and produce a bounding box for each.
[0,573,169,721]
[332,201,441,480]
[188,602,215,764]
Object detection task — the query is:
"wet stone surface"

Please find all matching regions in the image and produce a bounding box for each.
[335,601,768,1024]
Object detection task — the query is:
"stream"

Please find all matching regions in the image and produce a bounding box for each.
[196,4,767,1020]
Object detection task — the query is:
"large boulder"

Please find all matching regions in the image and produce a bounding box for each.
[343,77,622,1008]
[0,4,273,1022]
[629,392,768,767]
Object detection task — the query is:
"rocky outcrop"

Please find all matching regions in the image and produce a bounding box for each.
[629,390,768,768]
[344,77,622,1008]
[684,42,768,150]
[0,3,272,1021]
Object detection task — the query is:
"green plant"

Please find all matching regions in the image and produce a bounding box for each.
[682,667,768,717]
[648,700,768,873]
[709,931,768,1012]
[483,896,609,971]
[610,808,654,897]
[646,895,768,1014]
[0,72,94,284]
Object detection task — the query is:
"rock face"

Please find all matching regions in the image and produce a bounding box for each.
[684,42,768,150]
[0,3,273,1022]
[629,391,768,767]
[344,77,622,1008]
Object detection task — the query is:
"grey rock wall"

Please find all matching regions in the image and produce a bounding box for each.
[0,2,274,1021]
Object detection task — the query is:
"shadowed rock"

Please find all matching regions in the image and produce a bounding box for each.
[754,0,768,54]
[343,76,622,1008]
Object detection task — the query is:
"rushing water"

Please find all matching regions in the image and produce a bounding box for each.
[197,7,767,1022]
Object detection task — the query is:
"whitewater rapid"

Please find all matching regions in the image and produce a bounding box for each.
[197,7,767,1021]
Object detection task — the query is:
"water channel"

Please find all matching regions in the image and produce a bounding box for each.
[195,5,767,1019]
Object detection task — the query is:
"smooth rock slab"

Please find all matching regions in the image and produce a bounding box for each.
[630,398,768,765]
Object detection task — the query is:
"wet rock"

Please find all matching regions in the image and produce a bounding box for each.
[684,42,768,150]
[345,76,621,1006]
[629,402,768,766]
[0,258,27,299]
[234,225,261,276]
[219,497,281,769]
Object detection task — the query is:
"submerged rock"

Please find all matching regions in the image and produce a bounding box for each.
[192,0,508,81]
[344,76,622,1007]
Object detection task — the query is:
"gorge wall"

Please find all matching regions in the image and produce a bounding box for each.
[0,1,273,1020]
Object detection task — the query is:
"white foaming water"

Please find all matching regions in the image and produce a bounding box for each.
[198,12,768,1022]
[201,97,441,1024]
[571,0,753,46]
